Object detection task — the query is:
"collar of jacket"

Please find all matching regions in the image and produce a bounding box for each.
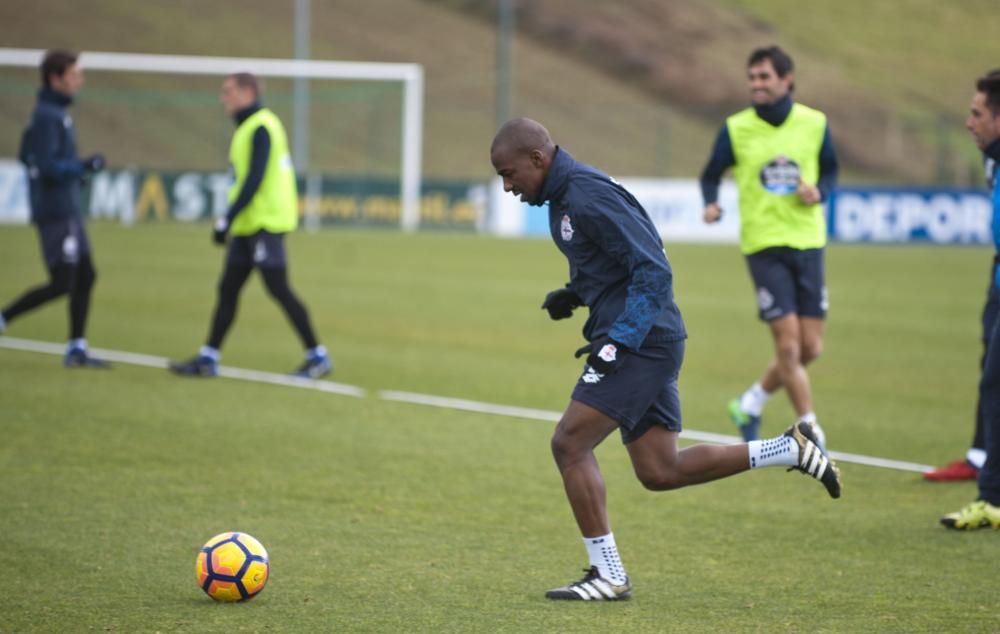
[984,138,1000,163]
[38,86,73,108]
[753,92,793,127]
[537,146,574,206]
[233,101,263,126]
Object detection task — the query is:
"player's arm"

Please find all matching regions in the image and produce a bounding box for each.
[796,124,838,205]
[214,126,270,243]
[226,125,271,223]
[816,124,839,202]
[581,199,671,351]
[699,124,735,223]
[24,116,86,182]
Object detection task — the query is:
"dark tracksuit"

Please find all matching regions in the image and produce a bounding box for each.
[2,87,98,339]
[978,138,1000,505]
[538,147,687,442]
[971,152,1000,461]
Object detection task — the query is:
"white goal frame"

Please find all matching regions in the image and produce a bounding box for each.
[0,48,424,231]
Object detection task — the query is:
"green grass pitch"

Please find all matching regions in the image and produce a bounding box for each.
[1,222,999,633]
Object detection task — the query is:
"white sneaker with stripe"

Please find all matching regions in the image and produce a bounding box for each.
[545,566,631,601]
[785,421,841,499]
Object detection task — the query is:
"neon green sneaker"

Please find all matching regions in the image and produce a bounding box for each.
[728,399,761,441]
[940,501,1000,530]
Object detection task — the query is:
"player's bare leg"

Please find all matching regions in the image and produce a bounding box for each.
[546,401,630,600]
[757,315,826,446]
[760,315,825,393]
[626,425,749,490]
[767,314,813,415]
[550,401,619,537]
[624,414,840,499]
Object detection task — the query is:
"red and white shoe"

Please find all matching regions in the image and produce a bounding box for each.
[923,460,978,482]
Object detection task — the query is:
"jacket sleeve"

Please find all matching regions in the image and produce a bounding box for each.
[580,196,672,350]
[699,124,735,205]
[817,124,839,202]
[226,126,271,221]
[24,115,84,182]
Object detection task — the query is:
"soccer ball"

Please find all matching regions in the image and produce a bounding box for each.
[195,532,270,602]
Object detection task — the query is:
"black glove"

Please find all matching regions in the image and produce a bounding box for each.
[574,336,628,375]
[81,153,105,173]
[212,216,229,245]
[542,287,582,320]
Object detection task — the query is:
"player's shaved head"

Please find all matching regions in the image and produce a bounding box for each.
[491,117,555,157]
[490,118,558,206]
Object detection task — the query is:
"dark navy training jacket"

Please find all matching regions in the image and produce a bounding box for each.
[19,87,87,224]
[538,147,687,349]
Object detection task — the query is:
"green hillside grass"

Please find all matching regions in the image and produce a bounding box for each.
[1,223,998,632]
[1,0,993,183]
[0,0,712,180]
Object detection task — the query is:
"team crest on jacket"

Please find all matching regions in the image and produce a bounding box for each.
[560,214,574,241]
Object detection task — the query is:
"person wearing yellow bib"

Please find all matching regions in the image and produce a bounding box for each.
[700,46,838,445]
[169,72,331,379]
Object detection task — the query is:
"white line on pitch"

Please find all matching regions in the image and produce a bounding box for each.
[377,389,934,473]
[2,336,934,473]
[0,336,366,397]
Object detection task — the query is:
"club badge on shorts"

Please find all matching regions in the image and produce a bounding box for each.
[598,343,617,363]
[560,214,574,242]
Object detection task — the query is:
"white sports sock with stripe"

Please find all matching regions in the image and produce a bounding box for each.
[747,435,799,469]
[584,533,627,586]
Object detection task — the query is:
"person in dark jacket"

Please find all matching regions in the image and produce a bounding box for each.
[1,49,107,367]
[940,73,1000,529]
[490,117,840,601]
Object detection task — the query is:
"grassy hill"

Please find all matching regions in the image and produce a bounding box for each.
[0,0,994,184]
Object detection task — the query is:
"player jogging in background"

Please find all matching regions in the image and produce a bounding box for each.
[1,49,109,367]
[491,117,841,601]
[169,72,331,379]
[700,45,838,445]
[940,72,1000,530]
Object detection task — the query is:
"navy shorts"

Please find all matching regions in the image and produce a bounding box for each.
[36,218,91,269]
[226,231,288,269]
[745,247,827,321]
[571,339,685,444]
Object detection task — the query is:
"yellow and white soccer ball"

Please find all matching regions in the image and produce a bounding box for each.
[195,532,269,602]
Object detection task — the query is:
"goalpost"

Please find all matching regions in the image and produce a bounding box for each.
[0,47,424,231]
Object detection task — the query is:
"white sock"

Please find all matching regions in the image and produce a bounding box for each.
[739,382,771,416]
[748,435,799,469]
[307,345,327,359]
[68,338,87,351]
[584,533,627,586]
[968,448,987,470]
[199,345,220,362]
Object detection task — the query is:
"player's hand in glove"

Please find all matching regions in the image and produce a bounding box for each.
[81,153,105,173]
[212,216,229,245]
[574,336,628,375]
[542,287,582,320]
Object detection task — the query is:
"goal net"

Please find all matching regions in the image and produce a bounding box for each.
[0,48,424,230]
